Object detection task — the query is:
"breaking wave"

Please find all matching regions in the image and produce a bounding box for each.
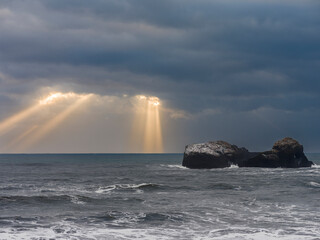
[95,183,162,194]
[1,153,319,239]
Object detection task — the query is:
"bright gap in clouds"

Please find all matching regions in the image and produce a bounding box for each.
[0,91,164,153]
[39,92,79,105]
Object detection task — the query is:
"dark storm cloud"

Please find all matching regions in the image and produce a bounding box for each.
[0,0,320,151]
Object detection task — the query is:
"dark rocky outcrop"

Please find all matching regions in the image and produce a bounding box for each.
[239,137,313,168]
[182,141,252,169]
[182,137,313,169]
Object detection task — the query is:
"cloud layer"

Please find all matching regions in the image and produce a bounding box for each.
[0,0,319,152]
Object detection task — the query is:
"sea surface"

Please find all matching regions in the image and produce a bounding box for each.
[0,153,319,240]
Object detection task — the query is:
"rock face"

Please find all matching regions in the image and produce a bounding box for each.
[239,137,313,168]
[182,141,250,169]
[182,137,313,169]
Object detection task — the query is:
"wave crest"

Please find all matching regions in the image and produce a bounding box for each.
[95,183,161,194]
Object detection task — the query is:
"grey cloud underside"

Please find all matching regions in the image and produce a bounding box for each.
[1,1,319,96]
[0,0,320,151]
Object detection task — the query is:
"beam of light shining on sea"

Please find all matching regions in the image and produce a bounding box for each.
[143,101,154,152]
[0,92,83,138]
[2,125,39,152]
[0,105,42,137]
[16,94,92,152]
[131,95,163,153]
[129,96,148,152]
[154,105,163,152]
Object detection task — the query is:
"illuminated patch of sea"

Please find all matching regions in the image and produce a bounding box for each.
[0,153,319,239]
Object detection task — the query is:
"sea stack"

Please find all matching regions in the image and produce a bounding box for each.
[239,137,313,168]
[182,141,251,169]
[182,137,313,169]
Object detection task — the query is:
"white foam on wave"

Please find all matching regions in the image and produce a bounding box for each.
[229,164,239,169]
[95,183,156,194]
[311,164,320,168]
[95,185,116,193]
[1,206,320,240]
[2,224,319,240]
[0,227,56,240]
[205,228,319,240]
[165,164,187,169]
[309,181,320,188]
[70,195,86,205]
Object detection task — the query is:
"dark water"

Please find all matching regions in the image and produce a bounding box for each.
[0,153,319,240]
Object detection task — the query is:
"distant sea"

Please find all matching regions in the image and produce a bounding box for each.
[0,153,319,240]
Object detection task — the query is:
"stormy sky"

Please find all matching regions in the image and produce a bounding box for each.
[0,0,319,153]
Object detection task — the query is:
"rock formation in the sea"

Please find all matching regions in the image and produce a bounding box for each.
[239,137,313,168]
[182,141,252,168]
[182,137,313,169]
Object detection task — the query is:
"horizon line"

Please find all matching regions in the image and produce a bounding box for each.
[0,152,320,155]
[0,152,183,155]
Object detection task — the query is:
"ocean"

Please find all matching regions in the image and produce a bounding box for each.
[0,153,319,240]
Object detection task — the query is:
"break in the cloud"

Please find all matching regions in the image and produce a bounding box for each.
[0,0,319,152]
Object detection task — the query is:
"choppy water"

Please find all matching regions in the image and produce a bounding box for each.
[0,153,319,240]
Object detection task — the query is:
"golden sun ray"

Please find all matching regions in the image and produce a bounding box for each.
[154,105,163,152]
[0,92,82,138]
[131,95,163,153]
[2,125,39,152]
[17,94,92,151]
[143,100,154,152]
[0,105,42,137]
[129,96,148,152]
